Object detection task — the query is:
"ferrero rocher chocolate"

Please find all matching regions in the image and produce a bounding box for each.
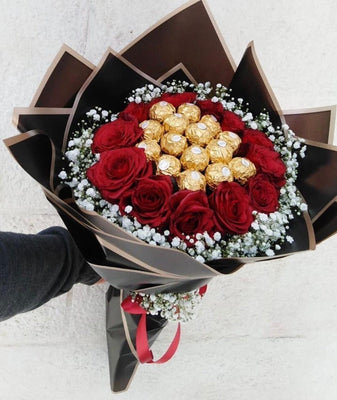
[149,101,175,122]
[205,163,234,189]
[229,157,256,184]
[180,145,209,171]
[157,155,181,177]
[177,170,206,191]
[218,131,242,152]
[185,122,213,147]
[177,103,201,123]
[160,133,188,157]
[163,113,189,134]
[136,140,161,161]
[206,139,234,164]
[200,114,222,136]
[139,119,164,142]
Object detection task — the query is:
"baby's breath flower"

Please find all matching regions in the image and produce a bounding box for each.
[286,235,294,243]
[213,232,221,241]
[130,288,205,323]
[58,170,67,180]
[124,205,133,214]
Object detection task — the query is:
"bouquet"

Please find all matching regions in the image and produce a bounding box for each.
[5,0,337,392]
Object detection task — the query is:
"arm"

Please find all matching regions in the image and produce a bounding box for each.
[0,226,100,322]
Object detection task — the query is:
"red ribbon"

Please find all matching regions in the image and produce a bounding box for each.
[121,285,207,364]
[121,296,181,364]
[199,285,207,296]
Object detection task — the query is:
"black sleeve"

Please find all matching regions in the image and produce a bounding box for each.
[0,226,100,322]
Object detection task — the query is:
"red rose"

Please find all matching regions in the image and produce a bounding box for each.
[91,114,143,154]
[209,182,253,235]
[120,175,173,228]
[119,101,150,123]
[86,147,152,203]
[241,128,274,149]
[245,144,286,187]
[196,99,225,121]
[247,173,280,213]
[150,92,197,109]
[169,190,216,243]
[220,110,245,134]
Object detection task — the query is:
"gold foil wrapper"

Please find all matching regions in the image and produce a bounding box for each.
[206,139,234,163]
[157,154,181,177]
[149,101,175,122]
[163,113,189,134]
[180,145,209,171]
[185,122,213,147]
[136,140,161,161]
[229,157,256,184]
[177,103,201,123]
[139,119,164,142]
[177,169,206,191]
[200,114,222,136]
[160,132,188,157]
[205,163,233,189]
[218,131,242,152]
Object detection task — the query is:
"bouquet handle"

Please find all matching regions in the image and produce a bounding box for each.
[106,287,167,392]
[122,295,181,364]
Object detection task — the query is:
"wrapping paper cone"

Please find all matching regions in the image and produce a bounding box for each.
[106,287,167,392]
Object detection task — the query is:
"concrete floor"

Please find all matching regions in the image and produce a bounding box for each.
[0,1,337,399]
